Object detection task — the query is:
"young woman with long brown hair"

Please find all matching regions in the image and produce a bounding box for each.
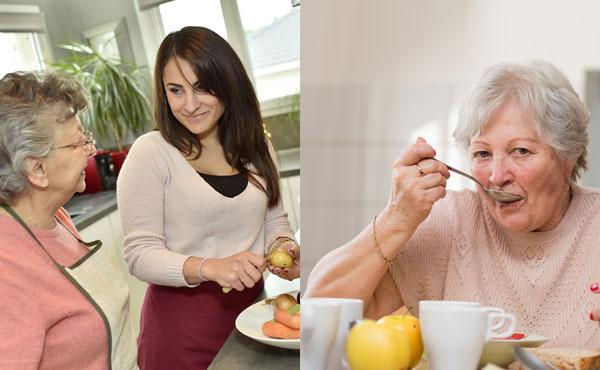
[117,26,300,369]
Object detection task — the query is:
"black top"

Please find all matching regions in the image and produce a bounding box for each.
[197,172,248,198]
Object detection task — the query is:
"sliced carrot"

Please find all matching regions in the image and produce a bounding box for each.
[262,320,300,339]
[274,309,301,330]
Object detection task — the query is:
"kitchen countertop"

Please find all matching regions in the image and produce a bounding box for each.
[64,189,118,229]
[207,328,299,370]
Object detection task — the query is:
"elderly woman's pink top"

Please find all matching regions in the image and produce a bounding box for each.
[392,184,600,347]
[0,208,108,370]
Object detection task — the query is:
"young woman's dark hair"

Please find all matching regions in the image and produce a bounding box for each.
[153,26,280,207]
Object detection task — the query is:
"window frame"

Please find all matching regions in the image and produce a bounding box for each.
[0,4,54,74]
[137,0,299,113]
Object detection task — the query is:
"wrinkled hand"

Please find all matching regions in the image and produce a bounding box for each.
[201,251,267,292]
[589,282,600,325]
[267,241,300,281]
[384,137,450,232]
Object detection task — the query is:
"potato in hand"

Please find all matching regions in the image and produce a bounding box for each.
[267,248,293,268]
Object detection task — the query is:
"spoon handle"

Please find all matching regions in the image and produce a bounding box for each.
[431,158,485,189]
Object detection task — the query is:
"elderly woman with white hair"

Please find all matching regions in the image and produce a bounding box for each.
[305,61,600,347]
[0,71,136,369]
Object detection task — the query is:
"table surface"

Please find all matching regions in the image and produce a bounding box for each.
[207,327,299,370]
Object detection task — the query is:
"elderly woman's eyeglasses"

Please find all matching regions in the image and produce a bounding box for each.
[53,131,95,152]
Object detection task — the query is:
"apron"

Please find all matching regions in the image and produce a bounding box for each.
[137,278,264,370]
[3,205,137,370]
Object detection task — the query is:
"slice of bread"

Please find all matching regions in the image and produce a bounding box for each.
[521,347,600,370]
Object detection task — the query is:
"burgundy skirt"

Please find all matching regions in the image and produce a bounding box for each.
[137,278,264,370]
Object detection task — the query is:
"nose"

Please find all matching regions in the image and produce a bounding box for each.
[183,91,202,113]
[489,156,515,189]
[87,143,97,157]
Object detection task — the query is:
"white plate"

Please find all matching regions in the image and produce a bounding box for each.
[235,290,300,350]
[478,334,549,368]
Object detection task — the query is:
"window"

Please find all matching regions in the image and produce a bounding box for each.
[237,0,299,101]
[154,0,299,102]
[82,19,134,63]
[158,0,227,39]
[0,32,44,78]
[0,5,51,78]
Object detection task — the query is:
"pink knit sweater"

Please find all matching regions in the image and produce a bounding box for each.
[0,208,108,370]
[117,131,296,287]
[391,184,600,347]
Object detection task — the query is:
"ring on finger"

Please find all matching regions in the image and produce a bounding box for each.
[416,164,424,176]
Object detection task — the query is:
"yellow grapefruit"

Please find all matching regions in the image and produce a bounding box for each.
[345,319,410,370]
[377,315,424,369]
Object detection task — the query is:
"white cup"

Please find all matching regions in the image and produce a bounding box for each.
[419,301,516,370]
[300,298,364,370]
[300,298,341,370]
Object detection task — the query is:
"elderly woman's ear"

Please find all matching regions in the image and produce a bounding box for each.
[23,157,50,188]
[565,158,577,180]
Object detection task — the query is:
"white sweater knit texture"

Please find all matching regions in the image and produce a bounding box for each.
[117,131,295,287]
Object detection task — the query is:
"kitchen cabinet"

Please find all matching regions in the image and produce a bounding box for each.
[77,209,147,335]
[281,174,300,233]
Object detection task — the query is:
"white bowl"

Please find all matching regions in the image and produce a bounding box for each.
[478,334,549,368]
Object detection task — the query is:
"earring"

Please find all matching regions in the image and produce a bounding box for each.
[563,180,570,195]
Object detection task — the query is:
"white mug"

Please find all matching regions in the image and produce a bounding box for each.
[419,301,516,370]
[300,298,341,370]
[300,298,364,370]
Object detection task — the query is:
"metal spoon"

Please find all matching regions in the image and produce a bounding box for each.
[513,346,561,370]
[432,158,523,203]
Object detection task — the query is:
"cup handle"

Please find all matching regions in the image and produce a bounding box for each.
[486,312,516,341]
[483,307,506,330]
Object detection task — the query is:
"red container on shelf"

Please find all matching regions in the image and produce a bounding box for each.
[82,155,103,194]
[109,148,128,177]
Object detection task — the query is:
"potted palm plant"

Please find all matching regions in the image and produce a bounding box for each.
[52,38,152,192]
[52,38,152,152]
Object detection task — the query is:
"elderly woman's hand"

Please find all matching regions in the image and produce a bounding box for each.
[382,137,450,233]
[267,240,300,281]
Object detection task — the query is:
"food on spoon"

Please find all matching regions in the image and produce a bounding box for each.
[377,314,424,369]
[519,347,600,370]
[265,293,298,312]
[274,309,300,329]
[267,248,293,268]
[346,319,411,370]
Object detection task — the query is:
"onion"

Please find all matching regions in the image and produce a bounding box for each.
[268,293,298,312]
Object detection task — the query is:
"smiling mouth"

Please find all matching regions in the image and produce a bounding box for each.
[185,111,208,119]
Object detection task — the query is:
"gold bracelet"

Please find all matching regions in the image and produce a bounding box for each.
[372,215,397,265]
[268,237,295,253]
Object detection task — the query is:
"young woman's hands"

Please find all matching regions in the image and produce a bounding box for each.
[197,252,267,291]
[267,240,300,281]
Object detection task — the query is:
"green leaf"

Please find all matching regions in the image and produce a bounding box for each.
[51,36,151,150]
[287,304,300,315]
